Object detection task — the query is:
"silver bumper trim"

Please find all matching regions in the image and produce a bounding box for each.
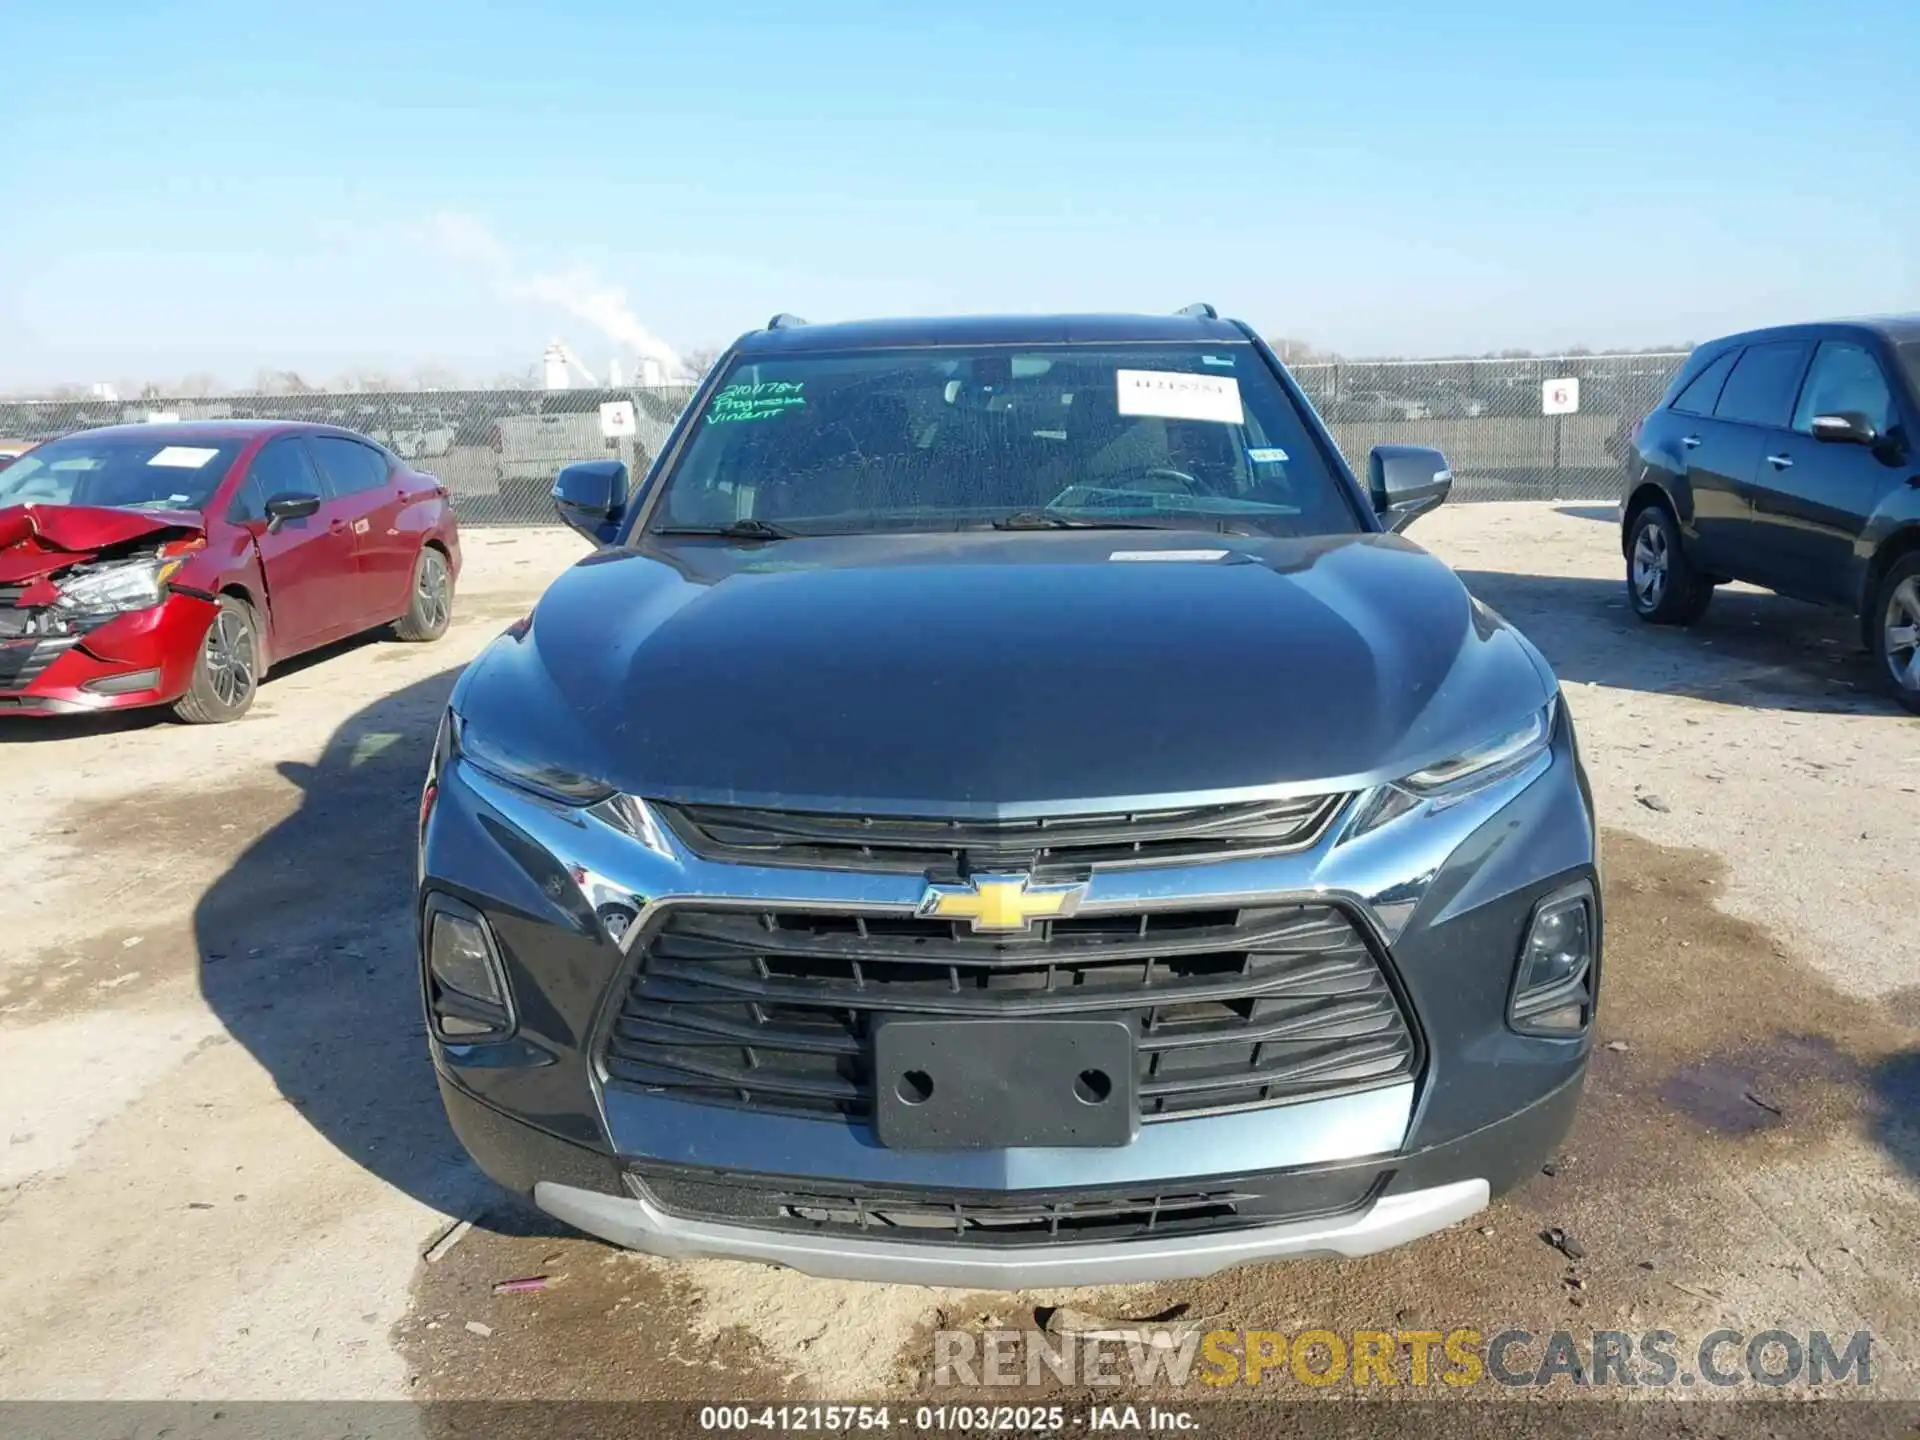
[533,1176,1490,1289]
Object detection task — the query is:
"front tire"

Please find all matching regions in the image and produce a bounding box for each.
[393,546,453,642]
[1626,504,1712,625]
[1871,554,1920,716]
[173,596,261,724]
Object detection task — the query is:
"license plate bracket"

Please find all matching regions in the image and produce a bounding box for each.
[871,1017,1138,1150]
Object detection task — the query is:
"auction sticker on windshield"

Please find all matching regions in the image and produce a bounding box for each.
[1115,370,1244,425]
[147,446,221,468]
[706,381,806,425]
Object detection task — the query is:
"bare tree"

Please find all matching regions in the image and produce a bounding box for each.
[1269,337,1343,364]
[333,368,402,394]
[410,362,465,392]
[172,373,221,399]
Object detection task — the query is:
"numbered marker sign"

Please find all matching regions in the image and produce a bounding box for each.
[1541,378,1580,416]
[599,400,637,438]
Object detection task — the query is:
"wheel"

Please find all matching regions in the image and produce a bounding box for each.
[173,596,261,724]
[1871,553,1920,715]
[393,546,454,642]
[1625,504,1712,625]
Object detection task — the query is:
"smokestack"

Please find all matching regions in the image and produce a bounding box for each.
[543,341,570,391]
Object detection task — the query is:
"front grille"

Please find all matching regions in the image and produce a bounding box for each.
[0,637,73,692]
[0,587,38,641]
[631,1165,1386,1246]
[656,795,1346,877]
[601,903,1419,1122]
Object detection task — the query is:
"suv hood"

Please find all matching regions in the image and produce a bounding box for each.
[0,504,204,589]
[456,530,1557,814]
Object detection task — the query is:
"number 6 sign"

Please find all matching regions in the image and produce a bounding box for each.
[1542,378,1580,416]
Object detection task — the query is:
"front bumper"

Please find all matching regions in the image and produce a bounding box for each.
[421,698,1599,1283]
[440,1063,1582,1287]
[540,1179,1490,1288]
[0,592,213,714]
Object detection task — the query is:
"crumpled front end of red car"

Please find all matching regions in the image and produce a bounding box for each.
[0,504,218,715]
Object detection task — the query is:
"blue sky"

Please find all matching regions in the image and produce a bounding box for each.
[2,0,1916,389]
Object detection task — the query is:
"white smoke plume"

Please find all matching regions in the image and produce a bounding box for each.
[420,212,688,378]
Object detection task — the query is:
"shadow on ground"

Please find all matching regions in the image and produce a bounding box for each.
[192,662,551,1235]
[1872,1049,1920,1186]
[1458,569,1887,715]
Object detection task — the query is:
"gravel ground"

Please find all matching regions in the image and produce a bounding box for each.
[1,505,1915,1410]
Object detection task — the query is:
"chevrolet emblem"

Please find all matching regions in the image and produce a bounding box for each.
[920,873,1087,933]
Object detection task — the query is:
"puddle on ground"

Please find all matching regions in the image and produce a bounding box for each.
[1659,1036,1859,1137]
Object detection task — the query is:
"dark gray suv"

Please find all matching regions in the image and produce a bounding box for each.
[418,308,1600,1287]
[1621,316,1920,712]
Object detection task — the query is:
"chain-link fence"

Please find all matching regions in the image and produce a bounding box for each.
[0,386,698,527]
[0,352,1687,525]
[1291,352,1686,502]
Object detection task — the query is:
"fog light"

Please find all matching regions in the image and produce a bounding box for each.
[424,898,512,1040]
[83,669,161,696]
[1510,884,1595,1036]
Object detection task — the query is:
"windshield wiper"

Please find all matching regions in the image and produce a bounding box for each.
[991,508,1266,534]
[652,518,794,541]
[991,509,1182,531]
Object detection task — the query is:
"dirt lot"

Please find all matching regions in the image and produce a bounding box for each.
[1,504,1915,1409]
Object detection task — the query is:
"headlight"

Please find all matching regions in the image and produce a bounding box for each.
[447,711,671,853]
[53,557,184,615]
[1399,698,1556,799]
[1347,699,1557,837]
[449,711,615,804]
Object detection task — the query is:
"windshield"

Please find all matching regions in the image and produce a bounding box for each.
[0,433,243,511]
[646,344,1362,538]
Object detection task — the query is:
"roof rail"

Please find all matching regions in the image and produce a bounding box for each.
[766,313,809,330]
[1175,302,1218,320]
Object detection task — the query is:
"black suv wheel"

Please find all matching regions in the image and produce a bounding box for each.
[1872,552,1920,716]
[1626,504,1712,625]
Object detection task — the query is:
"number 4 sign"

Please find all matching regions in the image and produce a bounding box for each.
[1542,378,1580,416]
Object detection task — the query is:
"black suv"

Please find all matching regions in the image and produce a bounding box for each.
[417,309,1601,1287]
[1620,317,1920,711]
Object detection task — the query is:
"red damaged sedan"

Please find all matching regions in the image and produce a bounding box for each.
[0,421,461,722]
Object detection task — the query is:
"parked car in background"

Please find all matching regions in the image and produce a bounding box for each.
[490,393,614,502]
[489,389,682,508]
[1620,316,1920,711]
[0,439,36,471]
[1431,391,1490,419]
[1326,391,1432,422]
[369,409,456,462]
[0,421,460,722]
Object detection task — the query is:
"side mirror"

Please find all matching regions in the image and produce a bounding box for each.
[553,459,630,544]
[264,492,322,531]
[1810,411,1876,446]
[1368,445,1453,533]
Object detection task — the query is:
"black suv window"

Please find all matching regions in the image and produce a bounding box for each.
[237,437,325,515]
[309,435,393,495]
[1713,342,1812,428]
[1670,351,1736,416]
[1792,341,1895,437]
